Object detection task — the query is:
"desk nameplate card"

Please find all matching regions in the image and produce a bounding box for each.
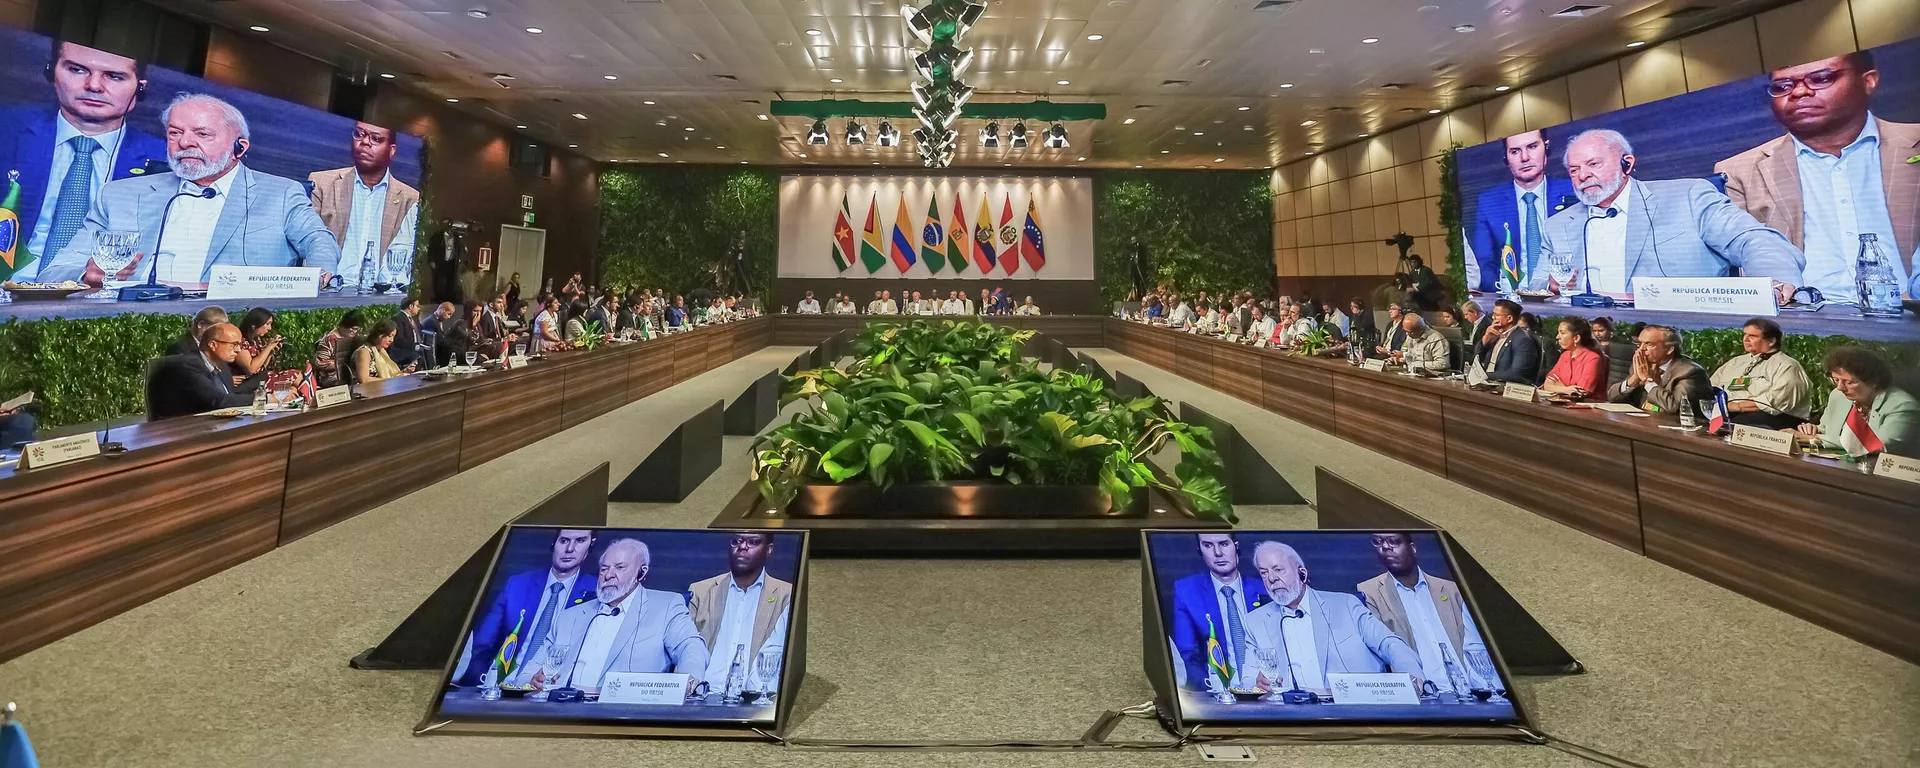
[19,433,100,470]
[598,672,689,706]
[313,386,354,409]
[1729,423,1798,456]
[1503,383,1538,403]
[1873,453,1920,485]
[1360,358,1388,372]
[1327,673,1420,705]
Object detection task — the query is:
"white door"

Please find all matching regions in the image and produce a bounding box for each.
[497,225,547,302]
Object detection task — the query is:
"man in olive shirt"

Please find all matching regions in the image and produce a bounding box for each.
[1709,318,1812,430]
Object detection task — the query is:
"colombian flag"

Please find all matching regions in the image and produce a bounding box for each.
[972,195,997,272]
[998,195,1019,275]
[830,193,855,272]
[890,196,918,273]
[1205,615,1234,689]
[919,196,947,273]
[494,609,526,680]
[1499,222,1523,291]
[947,195,969,274]
[0,173,34,282]
[859,193,888,273]
[1019,199,1047,273]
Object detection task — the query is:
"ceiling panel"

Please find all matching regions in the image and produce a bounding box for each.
[155,0,1789,168]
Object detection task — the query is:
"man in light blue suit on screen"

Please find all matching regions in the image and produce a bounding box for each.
[1530,129,1805,305]
[1468,129,1577,293]
[38,92,339,285]
[1168,533,1270,691]
[518,538,709,697]
[1240,540,1422,695]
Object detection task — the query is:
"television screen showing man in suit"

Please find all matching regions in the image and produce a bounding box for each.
[309,122,420,291]
[1145,531,1522,725]
[431,527,803,726]
[1451,35,1918,336]
[0,27,423,304]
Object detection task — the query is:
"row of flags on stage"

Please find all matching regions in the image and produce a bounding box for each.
[830,191,1047,276]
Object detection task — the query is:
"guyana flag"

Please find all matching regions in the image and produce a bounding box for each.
[0,172,34,282]
[830,193,856,272]
[859,193,887,273]
[946,195,968,274]
[919,196,947,273]
[494,609,526,680]
[971,195,997,272]
[997,195,1019,275]
[889,196,918,273]
[1019,199,1047,272]
[1205,614,1235,690]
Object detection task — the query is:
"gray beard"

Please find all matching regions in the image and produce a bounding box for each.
[1575,175,1627,207]
[597,582,636,605]
[169,152,235,182]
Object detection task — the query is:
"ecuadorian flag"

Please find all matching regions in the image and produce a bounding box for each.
[494,609,526,679]
[890,196,919,273]
[1205,615,1235,689]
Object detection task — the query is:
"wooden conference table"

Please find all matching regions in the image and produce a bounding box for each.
[1105,319,1920,665]
[0,317,771,663]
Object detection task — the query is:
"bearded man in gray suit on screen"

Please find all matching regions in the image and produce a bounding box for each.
[1528,129,1805,306]
[520,537,710,697]
[39,93,340,285]
[1240,541,1423,695]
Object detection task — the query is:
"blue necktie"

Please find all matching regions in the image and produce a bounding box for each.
[1522,191,1543,279]
[1222,585,1247,685]
[46,135,100,259]
[519,582,565,667]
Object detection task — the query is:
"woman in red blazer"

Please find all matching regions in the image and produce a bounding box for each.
[1542,317,1608,401]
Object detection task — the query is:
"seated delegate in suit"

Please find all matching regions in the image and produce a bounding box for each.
[1529,129,1804,305]
[0,400,36,449]
[520,538,710,696]
[1168,534,1270,691]
[1393,313,1452,376]
[458,529,597,687]
[166,306,229,357]
[796,291,821,314]
[1478,299,1540,384]
[0,41,169,282]
[1016,296,1042,316]
[145,322,259,420]
[1709,318,1812,430]
[688,533,794,690]
[1795,347,1918,458]
[387,298,425,371]
[1541,317,1607,401]
[40,93,342,285]
[1466,130,1578,293]
[1372,303,1409,359]
[1240,541,1422,695]
[308,122,420,290]
[1609,325,1712,417]
[351,319,405,382]
[1715,51,1919,301]
[1358,533,1494,697]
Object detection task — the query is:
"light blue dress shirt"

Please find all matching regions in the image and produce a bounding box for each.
[335,170,414,285]
[1793,114,1902,301]
[24,115,126,279]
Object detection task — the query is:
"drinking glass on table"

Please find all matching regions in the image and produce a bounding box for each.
[1253,643,1286,702]
[527,642,569,701]
[754,648,783,705]
[464,351,478,368]
[86,230,141,296]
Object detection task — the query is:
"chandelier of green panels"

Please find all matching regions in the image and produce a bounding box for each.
[773,1,1105,167]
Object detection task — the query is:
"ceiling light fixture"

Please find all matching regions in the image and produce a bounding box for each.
[1123,117,1137,125]
[658,152,669,158]
[524,27,543,34]
[1300,120,1316,126]
[1358,132,1370,137]
[1009,122,1030,148]
[980,121,1001,148]
[1305,151,1315,155]
[1494,85,1511,92]
[683,126,696,132]
[1076,156,1086,161]
[514,124,527,129]
[642,100,656,105]
[1626,40,1647,48]
[1214,158,1225,162]
[1428,108,1443,114]
[757,114,769,121]
[807,119,831,145]
[1454,24,1477,32]
[603,75,619,80]
[1279,83,1295,88]
[568,144,578,148]
[1159,149,1170,154]
[1044,122,1069,148]
[875,121,900,147]
[1057,79,1070,85]
[829,77,844,83]
[379,73,396,79]
[1192,131,1204,136]
[1086,34,1104,40]
[466,9,489,18]
[1360,37,1379,44]
[1237,105,1251,111]
[248,25,270,33]
[805,28,823,36]
[445,98,460,103]
[1134,164,1143,168]
[572,113,589,119]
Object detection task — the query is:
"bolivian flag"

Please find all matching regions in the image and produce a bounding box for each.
[890,196,918,273]
[919,196,947,273]
[972,195,997,272]
[830,193,856,272]
[1205,614,1234,689]
[947,195,969,274]
[859,193,888,273]
[1020,199,1047,272]
[495,609,526,680]
[0,172,34,282]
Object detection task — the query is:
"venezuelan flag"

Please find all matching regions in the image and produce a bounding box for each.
[890,196,918,273]
[1020,199,1047,272]
[1205,615,1234,689]
[495,609,525,679]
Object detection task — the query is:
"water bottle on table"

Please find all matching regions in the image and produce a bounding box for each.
[1854,234,1901,317]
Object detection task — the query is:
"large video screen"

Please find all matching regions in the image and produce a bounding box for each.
[1146,530,1523,725]
[429,527,803,727]
[1454,36,1919,327]
[0,25,423,295]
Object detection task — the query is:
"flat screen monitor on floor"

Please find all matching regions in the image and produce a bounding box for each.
[1142,530,1530,734]
[418,526,809,739]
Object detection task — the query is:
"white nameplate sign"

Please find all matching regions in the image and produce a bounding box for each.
[19,433,101,470]
[1360,358,1388,372]
[206,266,323,300]
[1630,277,1778,317]
[1466,360,1490,387]
[1503,383,1538,403]
[1873,453,1920,485]
[1729,423,1797,455]
[313,385,354,409]
[598,672,688,705]
[1327,673,1420,705]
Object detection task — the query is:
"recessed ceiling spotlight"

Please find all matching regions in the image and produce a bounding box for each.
[524,26,542,34]
[1419,4,1441,10]
[716,145,727,149]
[805,28,823,36]
[1134,164,1143,168]
[572,113,589,119]
[1358,132,1370,137]
[248,25,270,33]
[684,126,696,132]
[379,72,396,79]
[1278,83,1295,89]
[1123,117,1137,125]
[829,77,844,83]
[514,124,527,129]
[1360,37,1380,44]
[757,114,770,121]
[1453,24,1477,33]
[1300,120,1316,126]
[1428,108,1443,114]
[445,98,459,103]
[567,143,578,148]
[1159,149,1170,154]
[1192,131,1204,136]
[1626,40,1647,48]
[658,152,669,158]
[1494,85,1511,92]
[1057,79,1071,85]
[1237,105,1251,111]
[1305,151,1315,155]
[1214,157,1225,162]
[466,9,489,18]
[1077,156,1086,161]
[1308,48,1324,55]
[742,161,750,164]
[603,74,619,80]
[642,100,656,105]
[1086,34,1104,40]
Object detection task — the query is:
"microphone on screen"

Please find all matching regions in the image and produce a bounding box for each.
[120,187,218,302]
[1571,207,1619,309]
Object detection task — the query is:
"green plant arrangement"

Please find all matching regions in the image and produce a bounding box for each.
[1292,324,1332,357]
[1437,143,1468,305]
[1095,170,1274,303]
[0,303,397,429]
[750,319,1233,522]
[598,166,777,304]
[574,320,605,351]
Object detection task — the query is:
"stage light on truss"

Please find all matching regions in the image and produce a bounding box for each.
[876,121,900,146]
[914,105,958,131]
[1043,122,1069,148]
[1009,121,1029,148]
[980,120,1001,148]
[846,120,868,145]
[806,118,830,145]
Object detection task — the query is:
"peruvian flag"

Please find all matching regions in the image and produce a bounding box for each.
[1839,402,1886,456]
[998,195,1019,275]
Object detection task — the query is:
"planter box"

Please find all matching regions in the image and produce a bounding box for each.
[785,481,1150,519]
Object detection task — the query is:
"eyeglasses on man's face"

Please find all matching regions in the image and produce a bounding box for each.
[1766,68,1846,97]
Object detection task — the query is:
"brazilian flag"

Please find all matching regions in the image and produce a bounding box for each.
[0,172,34,282]
[1205,614,1235,689]
[919,197,947,273]
[494,609,526,680]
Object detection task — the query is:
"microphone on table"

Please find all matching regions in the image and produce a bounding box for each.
[1570,207,1618,309]
[120,187,218,302]
[1271,604,1318,705]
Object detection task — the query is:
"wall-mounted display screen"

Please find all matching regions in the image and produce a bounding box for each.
[1145,530,1523,725]
[427,527,803,729]
[1453,36,1919,328]
[0,25,424,295]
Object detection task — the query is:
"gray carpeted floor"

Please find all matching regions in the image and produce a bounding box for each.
[0,346,1914,768]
